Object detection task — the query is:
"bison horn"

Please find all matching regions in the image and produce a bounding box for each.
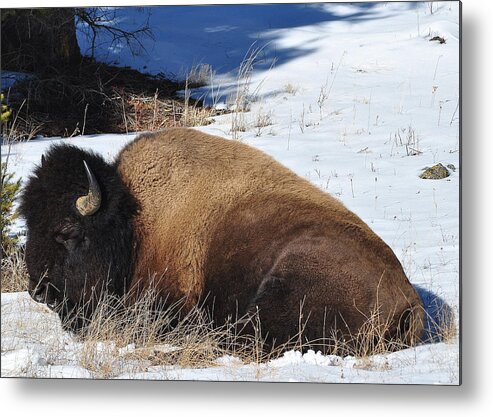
[76,160,101,216]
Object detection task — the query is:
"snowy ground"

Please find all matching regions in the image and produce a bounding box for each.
[1,2,460,384]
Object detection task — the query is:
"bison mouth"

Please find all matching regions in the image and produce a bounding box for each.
[29,279,61,311]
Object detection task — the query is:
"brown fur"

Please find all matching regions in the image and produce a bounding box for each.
[115,128,424,351]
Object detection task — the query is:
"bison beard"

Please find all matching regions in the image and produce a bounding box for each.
[20,128,424,354]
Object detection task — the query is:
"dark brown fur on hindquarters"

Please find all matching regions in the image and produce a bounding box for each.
[20,128,424,352]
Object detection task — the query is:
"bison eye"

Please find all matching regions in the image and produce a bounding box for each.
[55,229,87,251]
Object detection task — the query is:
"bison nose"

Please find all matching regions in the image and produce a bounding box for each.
[31,282,49,303]
[31,281,58,306]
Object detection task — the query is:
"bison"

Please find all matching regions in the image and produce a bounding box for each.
[20,128,424,353]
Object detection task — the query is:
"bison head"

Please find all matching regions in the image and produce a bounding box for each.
[20,144,137,332]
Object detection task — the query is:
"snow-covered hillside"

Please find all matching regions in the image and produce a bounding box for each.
[1,1,460,384]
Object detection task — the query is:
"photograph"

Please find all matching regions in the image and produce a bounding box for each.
[1,1,460,385]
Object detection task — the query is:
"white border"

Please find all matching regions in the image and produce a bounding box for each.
[1,1,491,416]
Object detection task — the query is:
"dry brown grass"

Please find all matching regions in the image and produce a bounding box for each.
[57,286,429,377]
[1,245,28,293]
[295,303,426,359]
[229,43,271,140]
[120,90,225,133]
[56,288,269,377]
[347,308,422,358]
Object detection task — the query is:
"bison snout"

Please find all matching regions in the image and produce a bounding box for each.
[30,282,46,303]
[30,281,60,308]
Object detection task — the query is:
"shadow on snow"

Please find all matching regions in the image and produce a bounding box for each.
[79,3,404,78]
[414,285,456,344]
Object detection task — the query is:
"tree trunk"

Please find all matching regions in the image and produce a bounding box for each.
[1,8,82,74]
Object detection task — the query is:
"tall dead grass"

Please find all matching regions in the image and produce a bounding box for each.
[53,288,430,377]
[229,43,273,140]
[60,289,271,377]
[1,245,28,293]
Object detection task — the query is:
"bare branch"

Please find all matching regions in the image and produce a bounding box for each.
[75,8,153,59]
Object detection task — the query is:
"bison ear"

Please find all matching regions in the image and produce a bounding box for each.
[41,154,46,167]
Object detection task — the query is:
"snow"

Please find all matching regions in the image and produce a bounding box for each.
[1,1,459,384]
[1,71,34,90]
